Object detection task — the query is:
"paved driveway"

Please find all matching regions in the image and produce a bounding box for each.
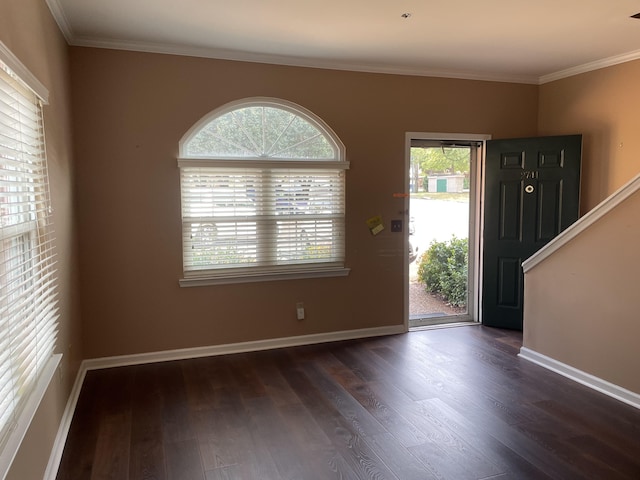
[409,197,470,317]
[411,197,469,249]
[409,197,469,277]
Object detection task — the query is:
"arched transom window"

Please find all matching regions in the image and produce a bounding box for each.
[178,98,349,285]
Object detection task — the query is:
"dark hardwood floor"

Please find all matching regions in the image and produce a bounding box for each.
[56,325,640,480]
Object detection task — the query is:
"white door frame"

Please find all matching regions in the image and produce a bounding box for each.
[403,132,491,331]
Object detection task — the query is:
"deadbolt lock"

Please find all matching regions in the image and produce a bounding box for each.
[525,185,535,194]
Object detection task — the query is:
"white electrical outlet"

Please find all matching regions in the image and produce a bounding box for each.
[296,302,305,320]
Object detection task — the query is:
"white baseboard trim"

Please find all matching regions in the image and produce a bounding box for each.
[42,324,405,479]
[518,347,640,410]
[83,325,406,371]
[43,363,87,480]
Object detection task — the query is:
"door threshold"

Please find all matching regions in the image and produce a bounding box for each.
[409,314,472,328]
[410,321,479,332]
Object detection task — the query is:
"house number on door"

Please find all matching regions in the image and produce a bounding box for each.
[520,170,539,179]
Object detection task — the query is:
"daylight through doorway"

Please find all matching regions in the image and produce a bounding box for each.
[408,140,478,328]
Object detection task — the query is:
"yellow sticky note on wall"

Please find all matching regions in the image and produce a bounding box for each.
[366,215,384,235]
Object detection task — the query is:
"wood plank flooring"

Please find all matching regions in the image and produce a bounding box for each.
[55,326,640,479]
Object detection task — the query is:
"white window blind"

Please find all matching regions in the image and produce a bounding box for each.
[179,98,348,283]
[0,58,58,446]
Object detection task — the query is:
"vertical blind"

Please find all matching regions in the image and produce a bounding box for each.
[0,59,58,445]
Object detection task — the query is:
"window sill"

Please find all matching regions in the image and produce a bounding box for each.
[0,353,61,479]
[179,266,350,287]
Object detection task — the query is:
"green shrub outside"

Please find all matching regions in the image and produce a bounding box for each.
[417,236,468,307]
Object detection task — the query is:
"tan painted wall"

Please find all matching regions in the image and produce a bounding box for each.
[539,60,640,212]
[4,0,638,472]
[69,47,539,358]
[523,190,640,394]
[531,61,640,395]
[0,0,81,478]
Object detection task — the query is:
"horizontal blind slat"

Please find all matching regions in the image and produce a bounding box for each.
[0,57,59,446]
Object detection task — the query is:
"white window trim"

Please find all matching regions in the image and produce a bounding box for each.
[0,355,60,480]
[180,265,350,287]
[178,97,345,160]
[178,158,350,169]
[178,97,349,286]
[0,41,48,103]
[0,42,59,479]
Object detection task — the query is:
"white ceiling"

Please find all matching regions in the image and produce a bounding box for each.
[47,0,640,84]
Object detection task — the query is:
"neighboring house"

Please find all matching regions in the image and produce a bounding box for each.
[426,175,465,193]
[1,0,639,479]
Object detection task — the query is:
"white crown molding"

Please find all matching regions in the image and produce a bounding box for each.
[43,2,640,86]
[519,347,640,410]
[522,171,640,273]
[67,35,541,85]
[44,0,74,43]
[539,48,640,84]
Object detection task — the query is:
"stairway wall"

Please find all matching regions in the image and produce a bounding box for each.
[523,189,640,395]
